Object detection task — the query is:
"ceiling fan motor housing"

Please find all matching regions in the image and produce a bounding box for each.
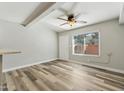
[68,14,74,21]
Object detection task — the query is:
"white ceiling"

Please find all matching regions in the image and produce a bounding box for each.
[41,2,122,32]
[0,2,123,32]
[0,2,40,23]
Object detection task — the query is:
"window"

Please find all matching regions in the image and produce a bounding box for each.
[72,32,100,56]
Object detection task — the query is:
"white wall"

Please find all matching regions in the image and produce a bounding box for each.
[0,20,58,71]
[59,19,124,71]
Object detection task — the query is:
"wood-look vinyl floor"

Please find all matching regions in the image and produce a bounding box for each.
[2,60,124,91]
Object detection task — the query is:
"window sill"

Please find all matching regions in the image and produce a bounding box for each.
[72,53,100,57]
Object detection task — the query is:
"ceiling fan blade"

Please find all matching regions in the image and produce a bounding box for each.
[58,7,69,16]
[75,13,81,19]
[77,20,87,23]
[57,17,68,21]
[60,22,68,26]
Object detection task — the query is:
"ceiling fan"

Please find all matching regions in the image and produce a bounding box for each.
[57,3,87,26]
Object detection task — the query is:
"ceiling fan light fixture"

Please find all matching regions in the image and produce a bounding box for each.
[68,22,74,26]
[67,18,77,26]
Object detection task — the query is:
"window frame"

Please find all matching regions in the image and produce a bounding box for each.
[72,31,101,57]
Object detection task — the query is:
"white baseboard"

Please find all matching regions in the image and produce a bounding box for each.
[3,58,58,72]
[59,59,124,74]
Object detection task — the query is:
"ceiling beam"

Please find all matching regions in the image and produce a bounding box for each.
[22,2,65,27]
[119,4,124,24]
[21,2,55,27]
